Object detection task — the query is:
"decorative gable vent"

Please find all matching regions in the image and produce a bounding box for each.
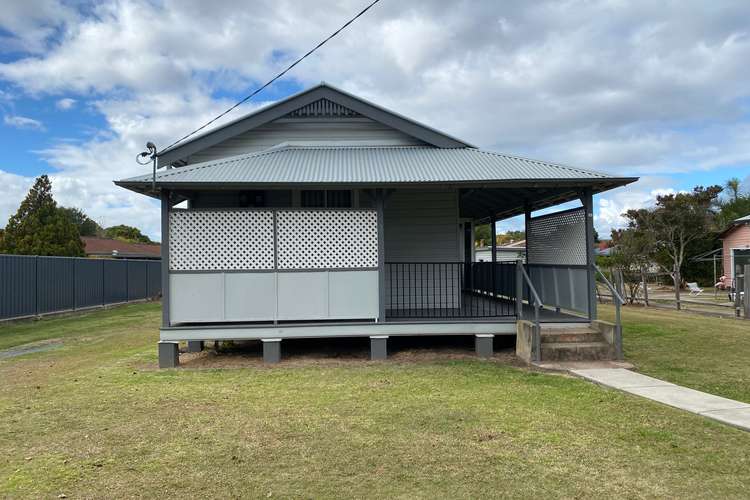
[286,98,361,118]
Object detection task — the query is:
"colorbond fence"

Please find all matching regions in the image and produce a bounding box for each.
[0,254,161,321]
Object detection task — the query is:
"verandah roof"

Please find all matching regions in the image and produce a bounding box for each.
[115,145,636,221]
[117,145,635,190]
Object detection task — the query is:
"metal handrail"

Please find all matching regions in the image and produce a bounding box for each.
[593,264,623,360]
[519,264,543,362]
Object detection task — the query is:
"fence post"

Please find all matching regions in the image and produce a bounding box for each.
[125,259,130,302]
[34,256,39,317]
[744,264,749,320]
[73,258,77,311]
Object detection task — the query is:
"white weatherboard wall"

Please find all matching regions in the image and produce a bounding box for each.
[168,209,379,324]
[382,189,462,310]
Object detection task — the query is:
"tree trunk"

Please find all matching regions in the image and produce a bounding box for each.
[673,264,681,311]
[641,267,649,307]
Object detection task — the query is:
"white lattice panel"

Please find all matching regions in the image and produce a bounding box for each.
[169,210,274,271]
[277,210,378,269]
[527,208,587,265]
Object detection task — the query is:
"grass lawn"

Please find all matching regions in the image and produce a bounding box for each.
[599,305,750,403]
[1,303,749,498]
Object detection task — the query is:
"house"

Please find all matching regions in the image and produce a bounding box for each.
[594,240,613,257]
[115,83,637,368]
[475,240,525,262]
[82,236,161,260]
[719,214,750,281]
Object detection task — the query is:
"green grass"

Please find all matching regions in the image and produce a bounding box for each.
[599,305,750,402]
[1,303,749,498]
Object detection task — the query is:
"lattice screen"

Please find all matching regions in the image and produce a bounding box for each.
[526,208,588,265]
[276,210,378,269]
[169,210,275,271]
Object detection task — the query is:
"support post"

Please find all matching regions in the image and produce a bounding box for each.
[581,188,597,320]
[524,203,532,303]
[475,334,494,358]
[160,189,171,328]
[158,341,179,368]
[370,335,388,360]
[187,341,204,353]
[262,338,281,364]
[375,189,387,323]
[490,214,497,296]
[515,260,523,318]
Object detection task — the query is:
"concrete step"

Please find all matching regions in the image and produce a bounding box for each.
[540,341,614,362]
[541,329,603,344]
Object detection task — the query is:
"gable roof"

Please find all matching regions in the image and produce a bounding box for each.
[157,83,473,166]
[719,213,750,238]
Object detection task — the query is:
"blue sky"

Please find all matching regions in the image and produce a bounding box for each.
[1,1,749,239]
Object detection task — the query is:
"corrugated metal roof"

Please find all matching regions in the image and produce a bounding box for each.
[119,145,628,186]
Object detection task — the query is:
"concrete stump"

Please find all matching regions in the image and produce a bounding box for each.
[158,341,179,368]
[475,334,494,358]
[370,336,388,360]
[262,339,281,364]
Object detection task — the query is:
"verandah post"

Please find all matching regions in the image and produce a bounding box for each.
[375,189,386,323]
[490,213,497,296]
[581,188,597,321]
[160,189,171,328]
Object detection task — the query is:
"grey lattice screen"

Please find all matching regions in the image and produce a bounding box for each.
[276,210,378,269]
[169,210,275,271]
[527,208,587,265]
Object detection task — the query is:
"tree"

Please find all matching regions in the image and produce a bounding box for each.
[623,185,722,309]
[725,177,741,202]
[104,224,153,244]
[609,227,656,303]
[0,175,84,257]
[59,206,102,237]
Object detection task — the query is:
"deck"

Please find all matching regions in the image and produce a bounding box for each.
[385,291,587,323]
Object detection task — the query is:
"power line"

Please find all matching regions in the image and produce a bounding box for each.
[157,0,382,156]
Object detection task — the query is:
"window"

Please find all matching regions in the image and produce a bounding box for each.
[326,190,352,208]
[301,190,325,207]
[300,190,352,208]
[239,190,265,207]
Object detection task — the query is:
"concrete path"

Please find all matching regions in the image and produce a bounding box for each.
[571,368,750,432]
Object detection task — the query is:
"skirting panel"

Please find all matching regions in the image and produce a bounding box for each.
[170,270,378,324]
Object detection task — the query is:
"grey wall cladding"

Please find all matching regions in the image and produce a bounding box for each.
[0,254,161,320]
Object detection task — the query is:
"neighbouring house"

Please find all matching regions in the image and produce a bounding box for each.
[115,83,637,368]
[82,237,161,260]
[475,240,525,262]
[719,214,750,281]
[594,240,613,257]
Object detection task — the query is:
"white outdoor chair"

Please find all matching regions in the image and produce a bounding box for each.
[687,282,703,296]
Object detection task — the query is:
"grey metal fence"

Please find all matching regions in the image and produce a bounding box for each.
[0,254,161,321]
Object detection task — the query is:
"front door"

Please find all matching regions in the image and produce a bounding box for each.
[733,249,750,279]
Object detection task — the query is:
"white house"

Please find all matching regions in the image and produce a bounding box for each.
[116,83,637,367]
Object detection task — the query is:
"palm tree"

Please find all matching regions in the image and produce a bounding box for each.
[725,177,741,201]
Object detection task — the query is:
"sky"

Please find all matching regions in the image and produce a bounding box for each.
[0,0,749,240]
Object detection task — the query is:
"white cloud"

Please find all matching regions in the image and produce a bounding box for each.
[0,0,749,238]
[55,97,76,110]
[3,114,45,131]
